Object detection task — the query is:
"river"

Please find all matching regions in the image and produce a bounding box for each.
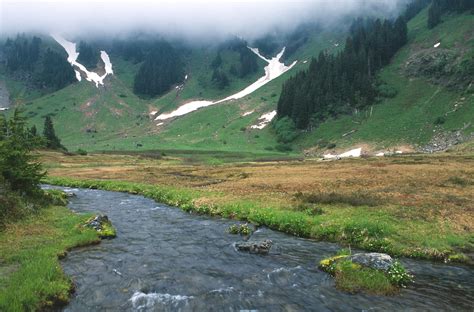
[46,186,474,311]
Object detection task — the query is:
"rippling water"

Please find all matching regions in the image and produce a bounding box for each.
[45,186,474,311]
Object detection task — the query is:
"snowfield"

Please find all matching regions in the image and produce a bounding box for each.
[250,111,277,129]
[52,34,113,87]
[155,47,297,121]
[323,148,362,160]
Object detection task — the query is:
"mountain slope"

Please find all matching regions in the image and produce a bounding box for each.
[297,8,473,154]
[1,8,472,155]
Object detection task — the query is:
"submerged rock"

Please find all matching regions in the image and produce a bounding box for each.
[349,253,393,272]
[84,215,116,239]
[235,240,272,255]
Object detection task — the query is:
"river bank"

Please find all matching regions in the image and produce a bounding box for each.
[43,186,474,310]
[40,151,474,263]
[0,204,104,311]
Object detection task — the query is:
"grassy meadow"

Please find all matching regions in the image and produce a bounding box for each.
[40,150,474,263]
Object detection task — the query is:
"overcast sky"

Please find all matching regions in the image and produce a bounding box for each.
[1,0,411,41]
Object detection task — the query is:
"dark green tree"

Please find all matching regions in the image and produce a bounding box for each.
[133,41,185,98]
[38,49,76,90]
[43,116,63,150]
[0,110,44,196]
[77,41,99,68]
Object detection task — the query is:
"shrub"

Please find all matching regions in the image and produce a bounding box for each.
[387,261,413,287]
[275,144,293,152]
[294,191,382,207]
[227,223,253,236]
[434,116,446,125]
[273,117,298,143]
[76,149,88,156]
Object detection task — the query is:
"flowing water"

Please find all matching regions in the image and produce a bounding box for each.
[46,186,474,311]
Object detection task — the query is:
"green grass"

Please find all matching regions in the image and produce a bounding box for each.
[333,260,398,295]
[297,10,474,150]
[0,206,101,311]
[43,176,473,263]
[319,253,413,295]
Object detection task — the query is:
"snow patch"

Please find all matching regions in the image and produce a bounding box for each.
[52,34,113,88]
[434,42,441,48]
[130,292,193,310]
[251,110,276,129]
[149,111,158,116]
[155,47,296,121]
[242,110,255,117]
[323,148,362,160]
[376,152,385,157]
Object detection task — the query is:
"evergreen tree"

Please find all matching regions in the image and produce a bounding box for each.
[0,110,44,196]
[211,69,229,89]
[428,1,442,29]
[38,49,76,90]
[277,15,409,130]
[133,41,185,98]
[42,116,63,150]
[77,41,99,68]
[211,52,223,69]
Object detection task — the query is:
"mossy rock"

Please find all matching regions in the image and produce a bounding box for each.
[84,215,116,239]
[319,252,413,295]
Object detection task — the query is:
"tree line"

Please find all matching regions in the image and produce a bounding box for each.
[3,35,76,91]
[210,39,259,90]
[133,41,185,98]
[428,0,474,29]
[277,16,409,129]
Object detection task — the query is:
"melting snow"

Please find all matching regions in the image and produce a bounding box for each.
[434,42,441,48]
[242,110,254,117]
[155,47,297,121]
[52,34,113,88]
[250,110,277,129]
[149,111,158,115]
[324,148,362,160]
[376,152,385,157]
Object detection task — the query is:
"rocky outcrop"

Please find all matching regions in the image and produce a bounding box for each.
[235,239,272,255]
[349,253,394,272]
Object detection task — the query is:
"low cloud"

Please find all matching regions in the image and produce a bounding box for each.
[1,0,411,41]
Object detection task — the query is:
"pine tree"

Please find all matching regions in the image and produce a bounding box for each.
[0,109,44,196]
[42,116,63,150]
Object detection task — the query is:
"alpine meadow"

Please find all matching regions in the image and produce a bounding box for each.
[0,0,473,311]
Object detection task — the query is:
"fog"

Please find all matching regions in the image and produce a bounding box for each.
[1,0,411,41]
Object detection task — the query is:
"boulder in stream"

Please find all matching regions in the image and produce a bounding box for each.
[235,240,272,255]
[349,252,394,272]
[84,215,116,239]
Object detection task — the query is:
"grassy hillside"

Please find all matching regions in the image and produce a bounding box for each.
[1,9,472,154]
[296,9,474,153]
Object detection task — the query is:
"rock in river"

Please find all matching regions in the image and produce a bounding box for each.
[235,240,272,255]
[84,214,116,238]
[349,253,394,271]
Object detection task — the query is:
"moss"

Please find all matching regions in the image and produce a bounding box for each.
[319,252,413,296]
[43,189,69,206]
[99,220,117,239]
[335,260,398,295]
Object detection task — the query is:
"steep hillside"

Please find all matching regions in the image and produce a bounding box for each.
[0,30,342,153]
[0,7,472,155]
[297,9,473,154]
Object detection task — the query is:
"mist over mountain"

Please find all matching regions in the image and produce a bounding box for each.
[1,0,411,42]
